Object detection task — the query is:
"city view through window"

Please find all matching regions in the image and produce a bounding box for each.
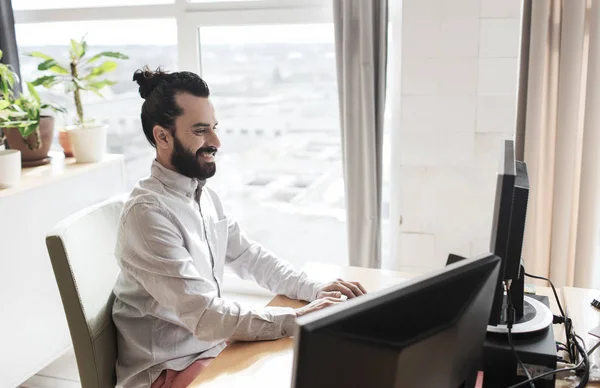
[16,21,352,269]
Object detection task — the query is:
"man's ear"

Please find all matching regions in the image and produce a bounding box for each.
[153,125,171,149]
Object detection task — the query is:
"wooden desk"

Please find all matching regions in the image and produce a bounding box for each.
[190,263,416,387]
[190,264,600,387]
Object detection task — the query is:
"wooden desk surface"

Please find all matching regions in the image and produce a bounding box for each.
[189,263,416,387]
[190,264,600,387]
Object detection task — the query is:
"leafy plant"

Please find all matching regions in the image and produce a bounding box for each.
[29,35,128,127]
[0,49,63,149]
[12,83,66,149]
[0,49,27,125]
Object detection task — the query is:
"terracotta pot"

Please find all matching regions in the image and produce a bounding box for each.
[59,129,74,158]
[4,116,55,166]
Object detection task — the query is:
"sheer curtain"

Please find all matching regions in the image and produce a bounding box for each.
[519,0,600,288]
[333,0,388,268]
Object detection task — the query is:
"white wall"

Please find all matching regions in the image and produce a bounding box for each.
[386,0,523,272]
[1,155,125,388]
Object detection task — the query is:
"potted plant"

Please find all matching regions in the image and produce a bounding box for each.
[0,50,65,167]
[29,36,128,163]
[0,57,23,187]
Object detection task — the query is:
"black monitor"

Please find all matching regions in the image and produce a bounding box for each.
[505,160,529,283]
[291,254,501,388]
[488,139,517,325]
[486,140,552,335]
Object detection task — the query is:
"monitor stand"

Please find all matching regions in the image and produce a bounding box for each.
[486,294,553,335]
[485,263,553,336]
[482,264,557,387]
[482,295,558,388]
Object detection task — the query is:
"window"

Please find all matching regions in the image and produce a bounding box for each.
[198,23,347,269]
[13,0,344,272]
[189,0,262,2]
[16,19,177,188]
[12,0,172,11]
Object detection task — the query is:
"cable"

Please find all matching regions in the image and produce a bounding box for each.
[518,272,590,386]
[508,327,534,387]
[574,334,590,387]
[524,272,565,317]
[588,341,600,357]
[505,282,534,388]
[525,271,575,360]
[508,334,589,388]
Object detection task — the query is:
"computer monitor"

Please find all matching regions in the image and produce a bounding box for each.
[488,139,517,326]
[504,160,528,282]
[291,254,501,388]
[486,140,552,335]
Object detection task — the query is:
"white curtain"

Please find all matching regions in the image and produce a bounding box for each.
[520,0,600,288]
[333,0,388,268]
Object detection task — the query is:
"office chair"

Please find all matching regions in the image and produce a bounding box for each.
[45,197,125,388]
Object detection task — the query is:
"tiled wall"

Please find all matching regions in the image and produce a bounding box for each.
[387,0,522,272]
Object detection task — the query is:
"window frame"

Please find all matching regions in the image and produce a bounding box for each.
[14,0,332,73]
[14,0,333,75]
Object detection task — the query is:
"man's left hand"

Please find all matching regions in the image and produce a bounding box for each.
[316,279,367,300]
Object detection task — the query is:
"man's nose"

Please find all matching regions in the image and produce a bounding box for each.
[206,129,221,149]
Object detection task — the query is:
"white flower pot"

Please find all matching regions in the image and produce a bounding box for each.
[68,124,108,163]
[0,149,22,188]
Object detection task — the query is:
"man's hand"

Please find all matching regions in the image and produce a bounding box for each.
[316,278,367,300]
[295,296,346,317]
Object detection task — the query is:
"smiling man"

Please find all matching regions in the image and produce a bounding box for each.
[111,67,366,388]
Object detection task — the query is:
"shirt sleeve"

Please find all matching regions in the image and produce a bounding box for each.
[224,216,325,302]
[117,202,297,342]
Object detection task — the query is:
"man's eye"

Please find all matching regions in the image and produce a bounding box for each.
[193,129,206,135]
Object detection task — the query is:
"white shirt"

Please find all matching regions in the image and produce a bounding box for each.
[112,160,323,388]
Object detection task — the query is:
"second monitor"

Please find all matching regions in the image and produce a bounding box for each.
[292,254,501,388]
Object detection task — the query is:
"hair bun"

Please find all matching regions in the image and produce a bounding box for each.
[133,66,169,99]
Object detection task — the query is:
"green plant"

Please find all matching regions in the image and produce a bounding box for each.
[0,50,63,149]
[0,50,30,128]
[30,35,128,127]
[13,83,66,149]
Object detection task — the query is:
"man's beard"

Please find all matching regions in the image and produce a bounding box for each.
[171,136,217,180]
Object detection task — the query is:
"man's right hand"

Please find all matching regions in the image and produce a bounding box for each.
[295,296,346,317]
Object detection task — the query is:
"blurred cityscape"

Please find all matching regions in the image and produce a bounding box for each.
[17,40,358,268]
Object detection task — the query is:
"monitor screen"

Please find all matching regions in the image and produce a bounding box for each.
[504,160,529,282]
[488,139,516,325]
[292,254,501,388]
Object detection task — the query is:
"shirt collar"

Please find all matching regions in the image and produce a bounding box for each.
[151,159,206,198]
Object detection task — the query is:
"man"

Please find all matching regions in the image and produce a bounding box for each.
[112,67,367,388]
